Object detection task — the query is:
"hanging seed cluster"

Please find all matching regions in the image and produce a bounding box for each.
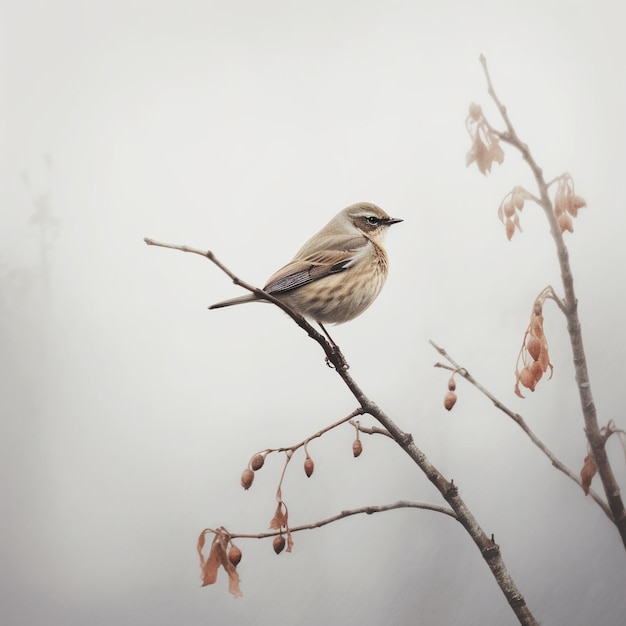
[514,300,553,397]
[465,103,505,175]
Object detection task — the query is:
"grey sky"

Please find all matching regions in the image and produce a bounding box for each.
[2,1,626,624]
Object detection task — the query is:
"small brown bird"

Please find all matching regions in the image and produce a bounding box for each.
[209,202,402,340]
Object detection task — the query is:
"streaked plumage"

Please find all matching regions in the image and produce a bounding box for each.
[209,202,402,328]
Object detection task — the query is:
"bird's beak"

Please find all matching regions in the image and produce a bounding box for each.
[384,217,403,226]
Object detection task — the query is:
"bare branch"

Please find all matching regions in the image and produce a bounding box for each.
[229,500,458,540]
[478,57,626,545]
[350,419,393,439]
[257,408,365,458]
[430,340,613,520]
[144,237,353,369]
[145,239,539,623]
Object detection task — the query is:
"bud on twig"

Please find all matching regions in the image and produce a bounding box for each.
[228,544,242,566]
[273,535,286,555]
[251,454,265,471]
[444,391,458,411]
[304,456,314,477]
[241,468,254,490]
[352,439,363,457]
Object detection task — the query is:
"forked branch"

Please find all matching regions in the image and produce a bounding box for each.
[145,236,539,625]
[477,57,626,546]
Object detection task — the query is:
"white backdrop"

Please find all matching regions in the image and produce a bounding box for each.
[2,1,626,624]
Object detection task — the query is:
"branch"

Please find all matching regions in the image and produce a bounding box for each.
[251,408,365,458]
[350,419,393,439]
[144,237,350,370]
[479,57,626,546]
[145,237,539,625]
[229,500,458,540]
[430,340,612,520]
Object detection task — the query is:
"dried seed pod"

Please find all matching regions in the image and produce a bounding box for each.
[526,335,541,361]
[352,439,363,458]
[468,102,482,121]
[273,535,286,555]
[444,391,457,411]
[251,454,265,471]
[228,545,242,566]
[554,193,566,216]
[518,367,536,392]
[530,312,544,337]
[567,195,586,216]
[489,139,504,165]
[558,213,574,233]
[530,360,544,382]
[447,376,456,391]
[505,218,515,241]
[304,457,314,477]
[503,199,515,218]
[241,468,254,490]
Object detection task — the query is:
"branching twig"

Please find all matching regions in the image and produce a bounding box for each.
[253,408,365,458]
[478,57,626,547]
[145,237,539,625]
[144,237,350,369]
[229,500,458,540]
[350,419,393,439]
[430,340,613,520]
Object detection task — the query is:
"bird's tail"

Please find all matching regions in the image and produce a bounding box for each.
[208,293,259,310]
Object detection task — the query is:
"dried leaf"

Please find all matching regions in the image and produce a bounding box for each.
[198,529,243,597]
[466,136,490,174]
[468,102,482,121]
[505,218,515,241]
[286,526,295,553]
[489,139,505,165]
[197,529,209,556]
[201,537,223,586]
[580,453,597,495]
[223,553,243,598]
[558,213,574,233]
[269,501,288,530]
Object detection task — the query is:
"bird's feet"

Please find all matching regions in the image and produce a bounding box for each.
[325,346,349,370]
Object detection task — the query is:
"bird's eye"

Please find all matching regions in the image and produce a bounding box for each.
[366,216,379,225]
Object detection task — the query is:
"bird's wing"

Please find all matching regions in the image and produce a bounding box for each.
[264,234,367,294]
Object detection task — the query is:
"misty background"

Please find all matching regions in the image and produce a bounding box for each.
[2,1,626,624]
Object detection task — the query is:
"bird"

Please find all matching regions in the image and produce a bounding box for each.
[209,202,402,343]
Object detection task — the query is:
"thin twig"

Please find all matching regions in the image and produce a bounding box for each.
[478,57,626,546]
[350,419,393,439]
[260,408,365,456]
[144,237,350,369]
[430,340,612,521]
[229,500,458,540]
[145,236,539,625]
